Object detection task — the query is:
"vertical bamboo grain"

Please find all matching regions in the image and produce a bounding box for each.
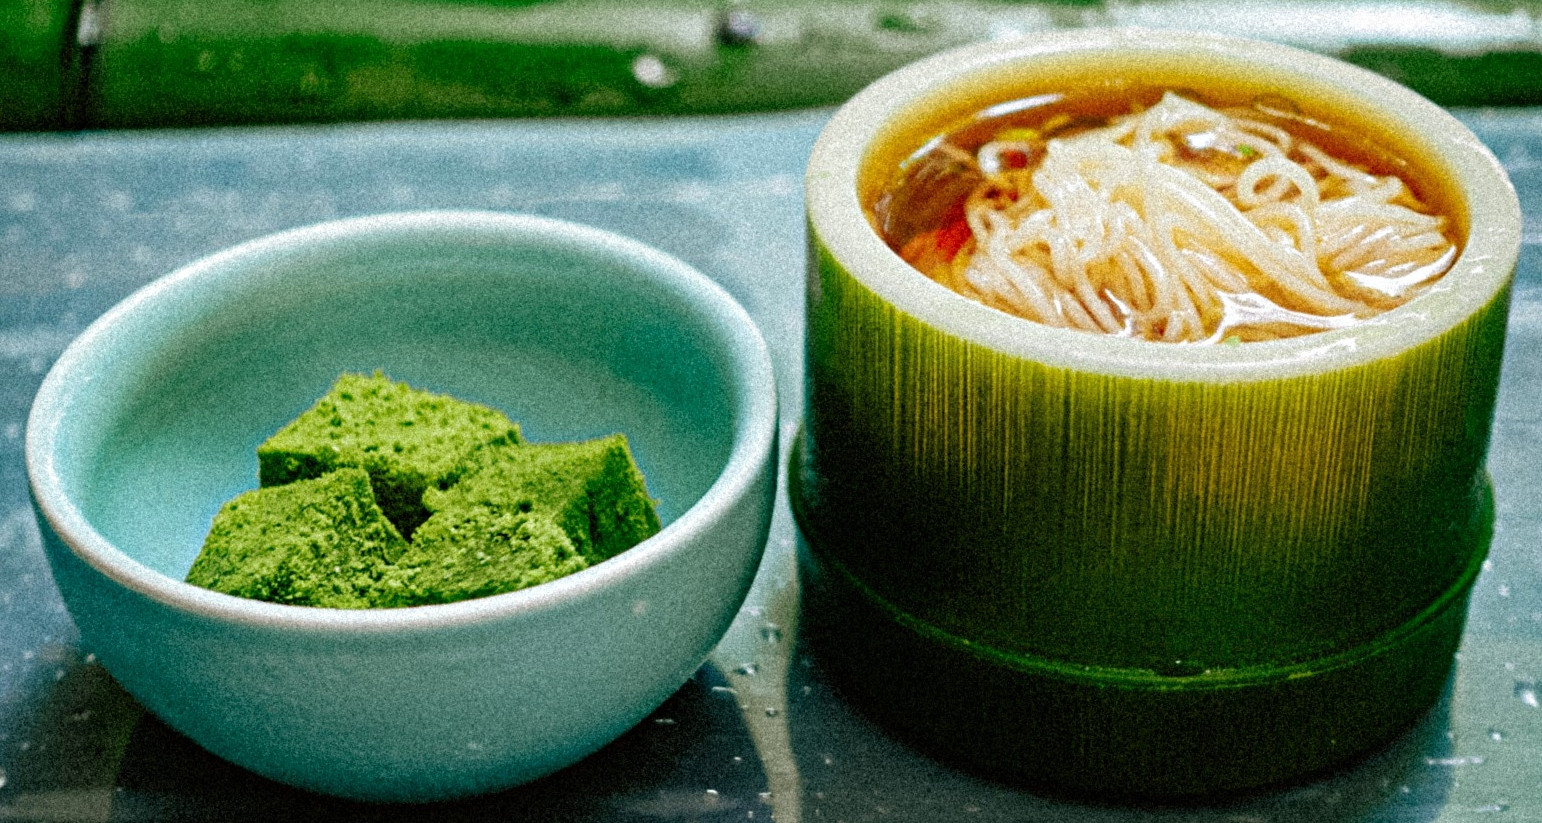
[801,241,1507,671]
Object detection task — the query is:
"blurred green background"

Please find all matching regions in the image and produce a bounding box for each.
[3,0,1541,131]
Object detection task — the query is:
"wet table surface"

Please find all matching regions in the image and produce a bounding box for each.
[1,107,1541,822]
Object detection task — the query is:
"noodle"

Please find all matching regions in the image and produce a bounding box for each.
[886,92,1459,343]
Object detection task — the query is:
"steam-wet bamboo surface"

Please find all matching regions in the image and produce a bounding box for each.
[2,107,1542,818]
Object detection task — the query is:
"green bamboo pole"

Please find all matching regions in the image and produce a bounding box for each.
[84,0,1542,126]
[0,0,78,130]
[4,0,1542,130]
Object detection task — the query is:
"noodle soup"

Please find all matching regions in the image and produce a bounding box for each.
[800,28,1519,796]
[869,88,1460,343]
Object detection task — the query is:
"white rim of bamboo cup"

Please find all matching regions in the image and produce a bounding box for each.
[805,27,1520,382]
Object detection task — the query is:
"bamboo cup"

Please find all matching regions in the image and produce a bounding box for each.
[794,28,1520,797]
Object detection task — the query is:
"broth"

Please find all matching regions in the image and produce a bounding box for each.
[867,86,1462,343]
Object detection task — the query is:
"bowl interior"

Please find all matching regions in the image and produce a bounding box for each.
[42,213,744,583]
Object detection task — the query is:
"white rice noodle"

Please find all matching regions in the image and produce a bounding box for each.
[947,92,1457,342]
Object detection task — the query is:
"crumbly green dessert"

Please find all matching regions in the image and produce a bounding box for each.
[257,372,521,537]
[186,468,408,608]
[373,506,589,607]
[426,435,662,563]
[188,374,662,609]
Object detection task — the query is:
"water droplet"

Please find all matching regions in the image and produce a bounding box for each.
[760,625,783,644]
[802,685,813,696]
[1489,727,1507,741]
[712,686,739,697]
[83,653,97,665]
[736,663,759,676]
[706,789,720,797]
[631,54,677,88]
[744,606,764,618]
[6,190,37,213]
[1498,583,1512,597]
[1515,680,1539,708]
[822,753,834,766]
[1398,784,1413,794]
[1425,755,1486,767]
[764,707,780,717]
[69,710,91,723]
[654,717,677,726]
[717,8,761,45]
[732,755,744,765]
[964,806,982,814]
[758,791,773,803]
[0,767,6,789]
[1475,803,1510,814]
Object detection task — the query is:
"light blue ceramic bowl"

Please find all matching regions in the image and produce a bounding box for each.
[25,211,778,802]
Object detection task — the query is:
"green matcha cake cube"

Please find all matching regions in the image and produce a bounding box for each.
[257,372,521,537]
[186,468,408,609]
[425,434,661,563]
[374,506,588,607]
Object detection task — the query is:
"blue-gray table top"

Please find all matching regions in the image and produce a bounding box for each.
[1,108,1540,821]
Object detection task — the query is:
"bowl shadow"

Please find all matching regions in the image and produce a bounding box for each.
[105,662,767,822]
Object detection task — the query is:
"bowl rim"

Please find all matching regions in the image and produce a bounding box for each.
[804,27,1522,382]
[25,209,778,633]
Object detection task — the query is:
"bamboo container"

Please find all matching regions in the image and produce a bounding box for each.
[795,28,1521,797]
